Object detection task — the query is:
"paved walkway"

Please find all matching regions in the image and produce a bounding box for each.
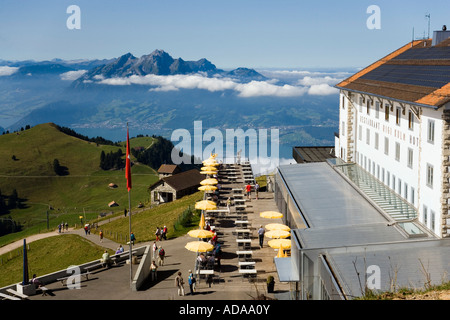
[4,163,291,300]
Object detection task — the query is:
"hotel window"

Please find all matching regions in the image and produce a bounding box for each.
[367,100,370,115]
[427,120,435,143]
[407,148,413,169]
[341,121,345,136]
[382,168,385,183]
[385,104,390,121]
[366,128,370,145]
[392,174,396,190]
[358,125,362,141]
[384,137,389,155]
[375,101,380,119]
[359,97,363,112]
[375,133,379,150]
[423,205,428,226]
[404,182,408,200]
[395,142,400,162]
[408,110,414,130]
[411,187,415,205]
[377,165,380,179]
[342,96,345,109]
[426,164,434,188]
[395,107,401,125]
[398,178,402,195]
[386,171,390,186]
[431,210,436,232]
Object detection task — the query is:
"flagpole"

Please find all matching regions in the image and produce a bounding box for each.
[128,186,132,288]
[126,123,133,288]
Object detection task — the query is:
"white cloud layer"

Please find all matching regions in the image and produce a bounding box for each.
[0,66,19,76]
[97,70,344,97]
[60,70,87,80]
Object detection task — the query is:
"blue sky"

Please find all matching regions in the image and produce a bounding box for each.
[0,0,449,68]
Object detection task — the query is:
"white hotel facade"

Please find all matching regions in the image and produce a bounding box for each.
[335,29,450,238]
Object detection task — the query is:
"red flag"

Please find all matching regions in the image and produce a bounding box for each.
[125,126,132,191]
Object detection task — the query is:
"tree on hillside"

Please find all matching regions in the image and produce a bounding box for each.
[0,189,7,214]
[53,158,69,176]
[99,149,124,170]
[8,189,18,209]
[132,136,174,169]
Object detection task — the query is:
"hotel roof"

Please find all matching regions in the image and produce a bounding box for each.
[336,37,450,108]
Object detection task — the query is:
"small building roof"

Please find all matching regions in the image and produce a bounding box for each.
[150,169,203,192]
[293,146,335,164]
[157,164,181,174]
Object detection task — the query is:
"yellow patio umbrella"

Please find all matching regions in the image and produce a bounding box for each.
[198,185,218,191]
[199,211,206,229]
[201,166,218,171]
[200,178,218,186]
[188,229,215,239]
[260,211,283,219]
[265,223,290,232]
[265,229,291,239]
[195,200,217,210]
[268,239,291,250]
[276,244,286,258]
[185,241,214,253]
[200,170,217,175]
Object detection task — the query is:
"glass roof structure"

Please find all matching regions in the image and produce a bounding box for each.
[329,159,418,222]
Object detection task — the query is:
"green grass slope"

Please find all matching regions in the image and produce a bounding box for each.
[0,123,159,246]
[0,234,114,288]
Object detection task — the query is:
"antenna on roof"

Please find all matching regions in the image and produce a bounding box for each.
[425,13,431,39]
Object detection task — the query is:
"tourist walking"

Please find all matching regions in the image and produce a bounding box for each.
[188,270,196,295]
[99,230,103,242]
[150,260,158,282]
[130,232,136,245]
[158,246,165,266]
[258,225,265,248]
[245,183,251,200]
[152,241,158,260]
[175,272,185,296]
[155,227,161,241]
[162,226,168,240]
[255,182,260,200]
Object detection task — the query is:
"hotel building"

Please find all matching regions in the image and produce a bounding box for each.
[335,28,450,238]
[273,28,450,299]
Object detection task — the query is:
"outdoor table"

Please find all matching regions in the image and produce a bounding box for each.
[235,228,250,239]
[236,239,252,250]
[238,261,256,267]
[236,250,253,260]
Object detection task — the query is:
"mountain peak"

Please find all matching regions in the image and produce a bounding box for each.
[74,50,265,85]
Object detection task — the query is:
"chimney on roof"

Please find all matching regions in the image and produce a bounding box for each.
[432,25,450,46]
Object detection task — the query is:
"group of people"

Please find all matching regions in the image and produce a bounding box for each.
[155,226,168,241]
[245,182,260,200]
[58,222,68,233]
[152,241,166,266]
[174,270,197,296]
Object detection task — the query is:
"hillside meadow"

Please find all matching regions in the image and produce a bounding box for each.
[0,123,159,246]
[0,191,203,287]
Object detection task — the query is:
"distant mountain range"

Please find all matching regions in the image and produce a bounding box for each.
[0,50,340,155]
[73,49,266,87]
[1,50,266,84]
